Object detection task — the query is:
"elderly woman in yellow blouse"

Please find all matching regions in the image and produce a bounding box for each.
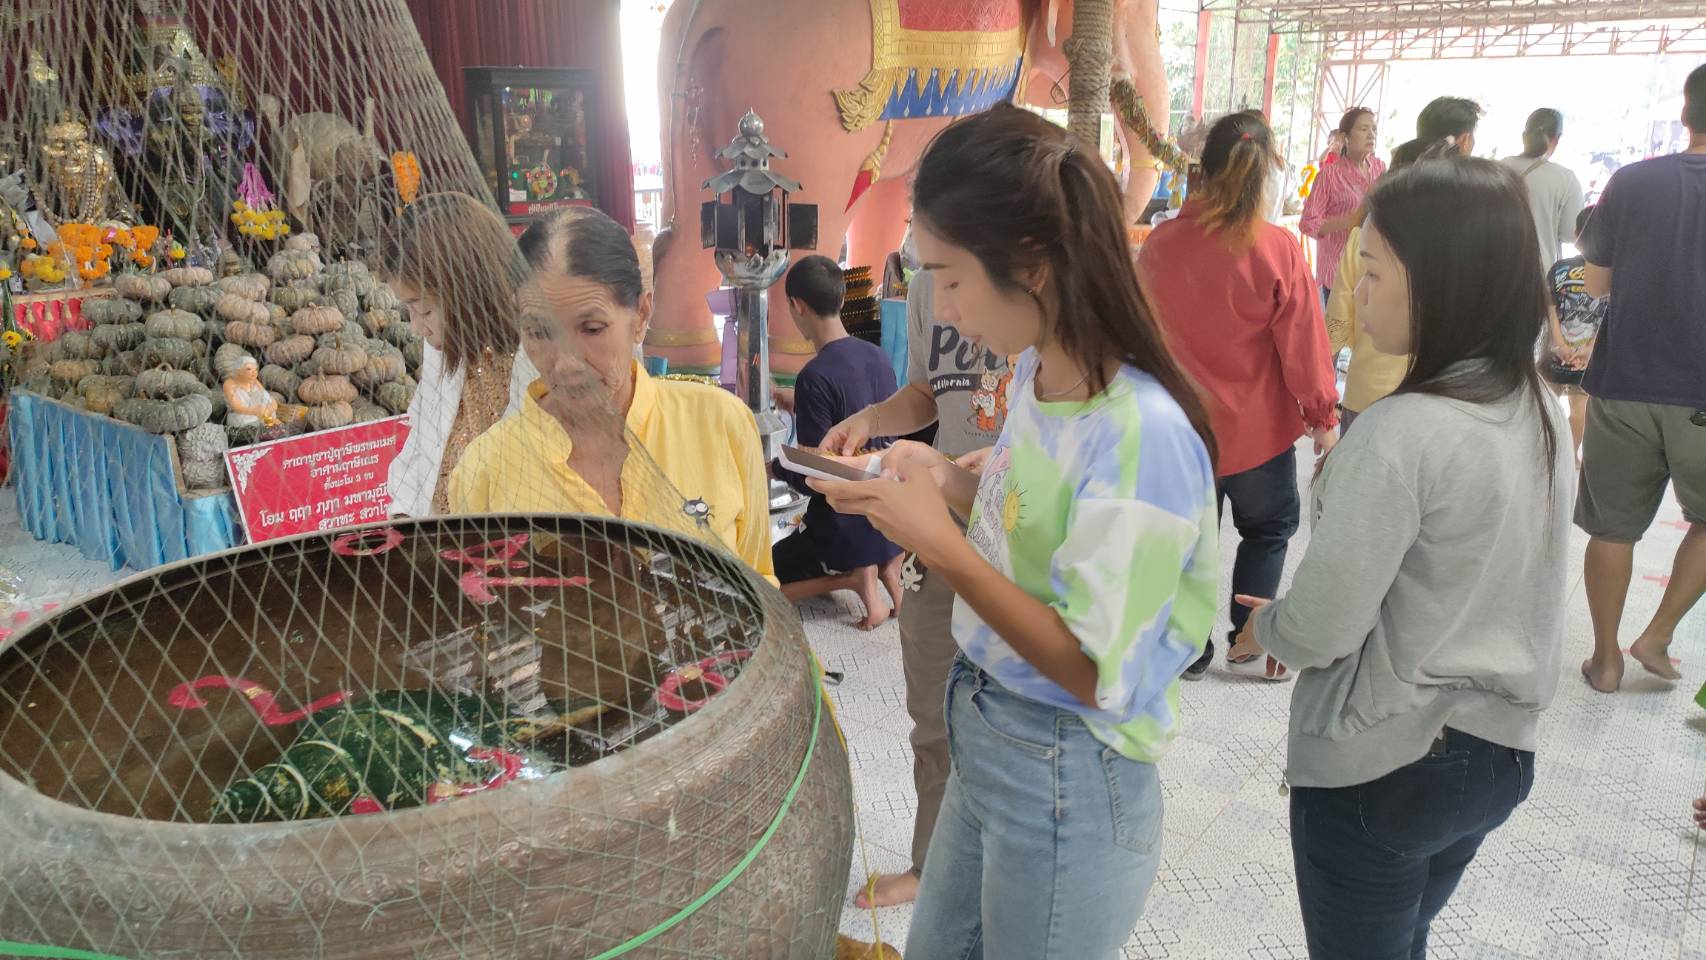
[448,207,775,581]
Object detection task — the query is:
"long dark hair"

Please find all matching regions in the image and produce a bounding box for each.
[1196,111,1279,245]
[1521,108,1563,158]
[377,192,525,374]
[1364,157,1558,486]
[911,104,1217,466]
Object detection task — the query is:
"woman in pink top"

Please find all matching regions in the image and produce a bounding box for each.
[1301,108,1386,301]
[1138,111,1340,681]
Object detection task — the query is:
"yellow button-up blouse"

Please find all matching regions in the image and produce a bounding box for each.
[448,362,775,581]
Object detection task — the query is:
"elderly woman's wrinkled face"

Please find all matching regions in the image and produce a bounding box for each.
[520,270,651,429]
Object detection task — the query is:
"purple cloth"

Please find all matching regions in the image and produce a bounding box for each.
[1579,152,1706,409]
[774,337,902,570]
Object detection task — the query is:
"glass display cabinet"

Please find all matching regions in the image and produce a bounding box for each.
[464,67,602,226]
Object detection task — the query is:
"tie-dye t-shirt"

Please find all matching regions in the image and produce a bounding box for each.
[952,350,1218,762]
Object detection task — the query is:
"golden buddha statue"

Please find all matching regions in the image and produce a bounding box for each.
[39,119,136,226]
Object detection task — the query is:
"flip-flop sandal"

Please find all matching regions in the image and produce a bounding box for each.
[1227,653,1291,682]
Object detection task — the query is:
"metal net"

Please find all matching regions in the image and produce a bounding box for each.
[0,1,853,957]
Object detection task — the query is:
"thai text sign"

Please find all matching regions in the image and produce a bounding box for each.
[224,416,410,543]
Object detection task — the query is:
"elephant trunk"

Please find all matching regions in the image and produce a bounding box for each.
[1066,0,1115,147]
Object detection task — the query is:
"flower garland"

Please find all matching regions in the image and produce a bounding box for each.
[391,151,422,206]
[232,163,290,242]
[18,223,162,287]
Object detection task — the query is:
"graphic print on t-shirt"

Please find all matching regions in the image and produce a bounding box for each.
[924,322,1009,438]
[965,446,1013,568]
[1548,256,1607,346]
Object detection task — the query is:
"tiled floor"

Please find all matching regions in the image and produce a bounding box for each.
[803,442,1706,959]
[2,440,1701,958]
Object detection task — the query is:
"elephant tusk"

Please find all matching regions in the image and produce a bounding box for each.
[1048,0,1061,49]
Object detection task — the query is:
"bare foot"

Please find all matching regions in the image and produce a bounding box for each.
[878,553,905,616]
[1628,634,1682,681]
[853,869,920,909]
[853,566,893,630]
[1581,656,1622,693]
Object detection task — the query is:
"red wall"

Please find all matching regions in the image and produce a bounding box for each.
[404,0,636,229]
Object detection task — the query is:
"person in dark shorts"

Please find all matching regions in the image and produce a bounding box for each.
[1575,62,1706,693]
[771,255,904,628]
[1541,205,1608,462]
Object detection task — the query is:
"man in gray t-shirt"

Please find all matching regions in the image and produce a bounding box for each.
[904,271,1011,457]
[821,268,1008,908]
[1499,155,1584,273]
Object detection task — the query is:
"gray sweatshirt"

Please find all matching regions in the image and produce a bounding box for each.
[1252,380,1573,789]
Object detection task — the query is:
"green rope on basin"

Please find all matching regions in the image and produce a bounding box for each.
[0,945,133,959]
[584,653,829,958]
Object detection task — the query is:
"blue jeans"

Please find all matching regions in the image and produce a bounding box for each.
[905,656,1164,959]
[1217,448,1301,634]
[1290,729,1536,960]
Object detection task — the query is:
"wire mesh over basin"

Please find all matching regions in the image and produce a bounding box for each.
[0,515,853,959]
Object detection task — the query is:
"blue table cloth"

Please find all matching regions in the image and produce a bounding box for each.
[879,297,908,384]
[9,390,242,572]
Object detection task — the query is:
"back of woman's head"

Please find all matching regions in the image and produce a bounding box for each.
[1196,111,1279,242]
[911,103,1217,464]
[378,191,525,372]
[518,206,644,308]
[1521,108,1563,158]
[1363,157,1557,471]
[1389,136,1461,170]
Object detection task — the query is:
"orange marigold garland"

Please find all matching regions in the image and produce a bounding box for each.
[391,151,423,206]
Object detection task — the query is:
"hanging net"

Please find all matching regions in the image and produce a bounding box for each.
[0,1,854,957]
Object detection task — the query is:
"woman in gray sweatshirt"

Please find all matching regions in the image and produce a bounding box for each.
[1230,156,1573,959]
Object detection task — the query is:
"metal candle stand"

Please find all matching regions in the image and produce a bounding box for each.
[699,111,819,514]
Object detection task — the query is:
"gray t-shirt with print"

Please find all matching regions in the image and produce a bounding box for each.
[906,272,1010,457]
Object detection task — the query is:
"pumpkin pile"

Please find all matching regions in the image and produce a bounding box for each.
[20,250,422,491]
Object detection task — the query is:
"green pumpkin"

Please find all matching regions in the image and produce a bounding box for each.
[85,298,144,325]
[57,331,100,360]
[255,364,298,399]
[305,400,354,431]
[271,284,322,313]
[138,338,198,368]
[375,380,414,415]
[91,322,147,353]
[364,284,402,312]
[136,367,206,399]
[146,309,206,340]
[169,285,225,317]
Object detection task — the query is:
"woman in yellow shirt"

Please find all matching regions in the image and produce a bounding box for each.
[449,207,774,581]
[1325,140,1457,431]
[1327,226,1409,433]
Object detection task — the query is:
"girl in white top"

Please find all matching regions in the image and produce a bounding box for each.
[379,193,538,517]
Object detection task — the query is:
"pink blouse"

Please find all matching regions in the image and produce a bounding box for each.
[1300,154,1386,289]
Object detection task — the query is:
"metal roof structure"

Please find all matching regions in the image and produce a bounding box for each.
[1209,0,1706,58]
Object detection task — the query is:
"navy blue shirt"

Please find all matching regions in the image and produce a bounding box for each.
[1579,152,1706,408]
[777,337,902,569]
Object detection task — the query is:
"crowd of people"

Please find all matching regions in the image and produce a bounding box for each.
[376,63,1706,959]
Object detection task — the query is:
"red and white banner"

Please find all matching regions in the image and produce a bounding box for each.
[224,416,411,543]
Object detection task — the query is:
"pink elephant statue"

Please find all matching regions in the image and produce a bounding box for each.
[647,0,1172,376]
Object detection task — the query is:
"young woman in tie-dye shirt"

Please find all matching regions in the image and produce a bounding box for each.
[813,104,1219,959]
